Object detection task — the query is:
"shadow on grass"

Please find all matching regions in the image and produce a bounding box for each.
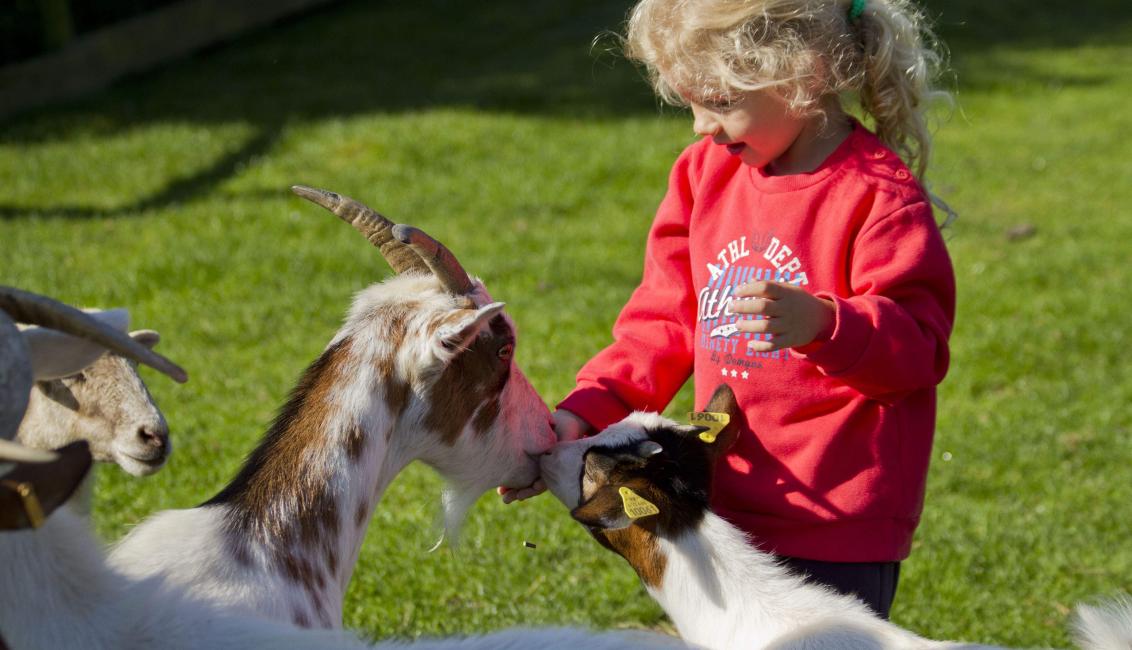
[1,0,1130,219]
[924,0,1132,51]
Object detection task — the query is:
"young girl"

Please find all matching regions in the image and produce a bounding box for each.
[506,0,955,619]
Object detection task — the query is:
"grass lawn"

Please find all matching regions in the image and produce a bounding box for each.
[3,0,1131,646]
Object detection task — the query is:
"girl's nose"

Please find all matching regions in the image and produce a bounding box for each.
[691,105,720,137]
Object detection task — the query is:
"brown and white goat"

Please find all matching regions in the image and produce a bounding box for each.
[539,384,1132,650]
[1,287,679,650]
[108,187,558,630]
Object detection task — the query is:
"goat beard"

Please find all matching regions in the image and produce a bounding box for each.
[428,484,480,552]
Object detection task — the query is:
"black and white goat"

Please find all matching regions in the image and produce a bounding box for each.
[107,187,560,630]
[539,384,1132,650]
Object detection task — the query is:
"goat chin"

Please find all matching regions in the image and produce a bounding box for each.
[112,449,167,477]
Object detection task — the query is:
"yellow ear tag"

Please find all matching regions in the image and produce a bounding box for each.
[688,411,730,443]
[619,487,660,520]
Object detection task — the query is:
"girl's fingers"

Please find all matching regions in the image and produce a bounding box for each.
[502,479,547,503]
[736,317,787,335]
[729,297,775,315]
[736,318,765,334]
[748,333,794,352]
[736,280,785,299]
[748,339,778,353]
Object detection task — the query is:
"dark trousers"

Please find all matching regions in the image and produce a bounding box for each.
[779,556,901,619]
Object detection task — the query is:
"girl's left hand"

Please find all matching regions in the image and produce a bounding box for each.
[730,281,835,352]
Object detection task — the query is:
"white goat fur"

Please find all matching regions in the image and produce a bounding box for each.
[17,329,169,476]
[15,330,170,518]
[0,508,685,649]
[17,330,167,473]
[542,413,1132,650]
[108,274,557,629]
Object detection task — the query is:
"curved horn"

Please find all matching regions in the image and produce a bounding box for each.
[392,225,475,296]
[291,185,427,275]
[0,287,188,384]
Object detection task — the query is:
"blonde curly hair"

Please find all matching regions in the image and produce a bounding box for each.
[623,0,948,179]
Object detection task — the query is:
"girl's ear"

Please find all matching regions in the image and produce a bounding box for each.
[701,382,742,452]
[570,488,632,531]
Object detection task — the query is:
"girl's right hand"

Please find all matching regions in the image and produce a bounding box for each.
[552,409,592,442]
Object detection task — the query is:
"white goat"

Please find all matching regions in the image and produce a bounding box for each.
[539,383,1132,650]
[1,287,186,532]
[17,326,170,476]
[15,320,171,517]
[108,187,560,630]
[2,508,685,649]
[1,287,186,456]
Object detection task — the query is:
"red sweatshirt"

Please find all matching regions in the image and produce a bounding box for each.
[558,125,955,562]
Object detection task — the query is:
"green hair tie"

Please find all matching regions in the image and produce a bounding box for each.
[848,0,866,21]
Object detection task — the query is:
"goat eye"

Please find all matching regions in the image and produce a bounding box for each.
[497,343,514,360]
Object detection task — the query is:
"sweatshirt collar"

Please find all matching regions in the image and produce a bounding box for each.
[745,120,865,194]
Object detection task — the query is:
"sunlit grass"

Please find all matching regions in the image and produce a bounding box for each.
[2,0,1131,646]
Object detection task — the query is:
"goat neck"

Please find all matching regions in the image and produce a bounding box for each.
[539,384,1007,650]
[109,275,553,630]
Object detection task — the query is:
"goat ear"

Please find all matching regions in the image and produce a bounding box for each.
[570,488,633,531]
[699,383,742,453]
[129,329,161,350]
[436,302,505,354]
[636,440,663,458]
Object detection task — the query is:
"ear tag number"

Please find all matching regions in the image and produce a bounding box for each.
[619,487,659,520]
[689,411,730,443]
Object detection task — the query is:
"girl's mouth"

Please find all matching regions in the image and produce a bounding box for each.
[725,142,745,155]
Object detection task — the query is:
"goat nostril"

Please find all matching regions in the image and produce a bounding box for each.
[137,427,167,448]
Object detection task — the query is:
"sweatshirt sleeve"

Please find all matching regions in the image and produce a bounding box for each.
[794,201,955,401]
[557,149,700,431]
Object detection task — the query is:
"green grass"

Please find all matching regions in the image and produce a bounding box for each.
[2,0,1131,646]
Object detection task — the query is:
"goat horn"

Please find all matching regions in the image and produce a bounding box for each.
[0,287,188,384]
[391,225,475,296]
[290,185,427,276]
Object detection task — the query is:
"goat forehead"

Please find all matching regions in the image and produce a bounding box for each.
[346,276,472,323]
[63,355,151,406]
[584,418,655,450]
[622,411,679,431]
[75,353,140,382]
[340,283,486,353]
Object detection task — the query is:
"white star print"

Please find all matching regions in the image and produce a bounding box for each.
[730,369,738,378]
[720,368,728,377]
[741,371,750,379]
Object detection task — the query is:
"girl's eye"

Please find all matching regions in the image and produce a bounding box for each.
[497,343,514,360]
[702,95,739,112]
